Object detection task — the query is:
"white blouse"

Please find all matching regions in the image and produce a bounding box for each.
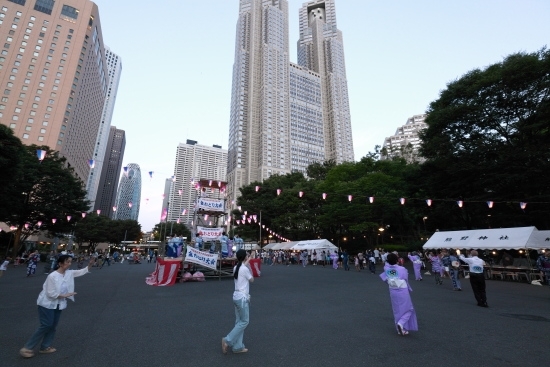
[36,267,90,310]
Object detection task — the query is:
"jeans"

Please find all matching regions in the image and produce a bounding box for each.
[225,298,249,352]
[25,306,62,350]
[451,269,461,289]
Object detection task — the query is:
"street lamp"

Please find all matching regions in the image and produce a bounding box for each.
[423,217,428,232]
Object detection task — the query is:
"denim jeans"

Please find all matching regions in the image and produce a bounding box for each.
[25,306,62,350]
[224,298,249,352]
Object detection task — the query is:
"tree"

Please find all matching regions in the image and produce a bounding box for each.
[74,214,111,252]
[0,125,26,220]
[152,222,191,241]
[4,145,89,257]
[106,220,142,246]
[419,47,550,230]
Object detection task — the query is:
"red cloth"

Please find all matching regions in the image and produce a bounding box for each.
[145,257,182,286]
[249,259,261,277]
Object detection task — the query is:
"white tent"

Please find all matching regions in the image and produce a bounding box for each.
[422,226,545,250]
[263,243,277,250]
[291,239,338,251]
[269,241,299,250]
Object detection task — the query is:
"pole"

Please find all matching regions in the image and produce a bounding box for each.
[259,211,262,248]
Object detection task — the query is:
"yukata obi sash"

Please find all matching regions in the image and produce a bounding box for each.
[385,269,408,289]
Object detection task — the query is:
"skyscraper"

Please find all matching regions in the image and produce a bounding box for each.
[167,140,228,225]
[227,0,354,204]
[381,114,427,163]
[86,47,122,204]
[0,0,110,184]
[113,163,141,221]
[94,126,125,218]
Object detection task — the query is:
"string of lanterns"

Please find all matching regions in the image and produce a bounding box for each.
[249,186,532,210]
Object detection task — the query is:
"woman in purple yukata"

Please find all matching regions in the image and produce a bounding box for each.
[425,251,443,285]
[330,251,338,269]
[407,252,423,281]
[380,253,418,336]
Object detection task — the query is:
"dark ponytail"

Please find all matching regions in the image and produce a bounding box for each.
[234,249,247,280]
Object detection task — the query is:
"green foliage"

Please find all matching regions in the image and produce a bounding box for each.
[152,222,191,241]
[419,47,550,230]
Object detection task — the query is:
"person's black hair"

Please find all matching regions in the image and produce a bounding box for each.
[387,253,398,265]
[55,254,71,269]
[234,249,247,280]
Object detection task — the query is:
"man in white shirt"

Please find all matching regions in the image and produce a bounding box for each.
[459,250,488,307]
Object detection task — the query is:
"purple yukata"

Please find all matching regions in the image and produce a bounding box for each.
[408,254,423,280]
[380,265,418,335]
[330,253,338,269]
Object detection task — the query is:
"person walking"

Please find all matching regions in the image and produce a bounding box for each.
[407,252,423,281]
[222,249,253,354]
[343,250,350,271]
[458,250,488,307]
[0,257,10,278]
[100,250,111,268]
[379,253,418,336]
[20,255,96,358]
[448,251,462,291]
[26,251,40,277]
[426,251,443,285]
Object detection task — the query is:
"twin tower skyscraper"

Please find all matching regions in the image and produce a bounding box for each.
[226,0,354,203]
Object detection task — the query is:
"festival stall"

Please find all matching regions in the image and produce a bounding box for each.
[291,239,338,251]
[422,227,543,250]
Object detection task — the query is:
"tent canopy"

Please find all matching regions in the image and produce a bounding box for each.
[291,239,338,251]
[422,227,546,250]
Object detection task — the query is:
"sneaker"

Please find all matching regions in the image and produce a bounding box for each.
[39,347,56,354]
[233,348,248,354]
[221,338,228,354]
[20,348,34,358]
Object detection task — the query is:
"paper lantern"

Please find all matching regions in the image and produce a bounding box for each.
[236,220,241,225]
[426,199,432,206]
[457,200,463,208]
[348,195,353,202]
[520,202,527,210]
[96,209,101,215]
[52,218,57,224]
[128,202,133,208]
[487,201,494,208]
[113,206,117,212]
[36,149,46,161]
[123,166,129,177]
[277,189,281,196]
[299,191,304,198]
[178,190,182,196]
[242,215,246,220]
[238,206,242,211]
[177,218,181,224]
[208,180,213,186]
[24,223,29,229]
[244,211,248,215]
[255,186,260,192]
[218,181,222,187]
[66,215,72,222]
[88,159,95,169]
[37,221,42,228]
[204,214,209,220]
[322,193,327,200]
[81,212,87,218]
[400,198,406,205]
[369,196,374,203]
[253,215,257,221]
[247,218,251,223]
[149,171,153,179]
[182,209,188,215]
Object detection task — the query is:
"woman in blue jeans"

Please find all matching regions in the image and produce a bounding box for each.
[222,249,254,354]
[20,255,95,358]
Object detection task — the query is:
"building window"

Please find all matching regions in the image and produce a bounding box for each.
[34,0,55,15]
[8,0,27,5]
[38,136,44,141]
[61,5,78,19]
[23,133,29,139]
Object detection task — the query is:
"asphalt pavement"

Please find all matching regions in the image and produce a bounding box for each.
[0,259,548,367]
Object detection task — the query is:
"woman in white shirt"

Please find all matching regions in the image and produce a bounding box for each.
[222,249,253,354]
[19,254,95,358]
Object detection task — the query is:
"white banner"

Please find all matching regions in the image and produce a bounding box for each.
[196,198,225,212]
[197,226,223,240]
[185,247,218,270]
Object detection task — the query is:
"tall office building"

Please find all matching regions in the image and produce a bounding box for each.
[0,0,109,184]
[298,0,354,164]
[167,140,228,225]
[380,114,427,162]
[94,126,125,218]
[86,46,122,203]
[113,163,141,221]
[227,0,354,204]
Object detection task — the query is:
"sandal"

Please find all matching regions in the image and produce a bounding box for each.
[233,348,248,354]
[39,347,57,354]
[221,338,228,354]
[19,347,34,358]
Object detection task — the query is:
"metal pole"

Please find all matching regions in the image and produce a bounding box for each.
[259,211,262,248]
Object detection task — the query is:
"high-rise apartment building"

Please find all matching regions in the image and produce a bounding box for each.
[227,0,354,204]
[94,126,125,218]
[167,140,228,225]
[0,0,109,184]
[86,46,122,203]
[113,163,141,221]
[381,114,427,162]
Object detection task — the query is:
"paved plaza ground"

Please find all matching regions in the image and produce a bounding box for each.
[0,258,548,367]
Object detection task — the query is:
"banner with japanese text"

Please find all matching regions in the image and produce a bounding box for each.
[196,198,225,212]
[184,247,218,270]
[197,226,223,240]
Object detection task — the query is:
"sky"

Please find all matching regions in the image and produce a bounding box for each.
[90,0,550,232]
